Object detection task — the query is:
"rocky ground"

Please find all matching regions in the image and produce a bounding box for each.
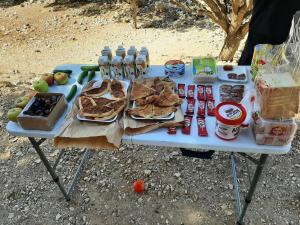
[0,1,300,225]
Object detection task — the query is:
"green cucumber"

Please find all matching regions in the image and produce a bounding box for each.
[80,65,100,72]
[66,84,77,102]
[77,71,88,84]
[87,71,96,81]
[53,69,72,77]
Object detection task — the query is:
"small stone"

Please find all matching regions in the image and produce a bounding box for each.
[56,213,61,221]
[174,172,181,178]
[34,159,41,164]
[144,170,151,175]
[295,164,300,168]
[221,204,227,210]
[225,210,233,216]
[228,184,233,190]
[84,198,90,204]
[136,196,143,203]
[158,191,162,197]
[83,215,86,222]
[69,207,74,211]
[8,213,14,219]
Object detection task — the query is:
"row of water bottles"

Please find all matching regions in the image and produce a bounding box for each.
[98,45,150,80]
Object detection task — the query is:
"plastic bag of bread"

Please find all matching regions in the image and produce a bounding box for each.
[254,11,300,120]
[252,113,297,146]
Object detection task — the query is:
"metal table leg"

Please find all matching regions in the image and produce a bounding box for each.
[28,137,90,201]
[235,154,269,225]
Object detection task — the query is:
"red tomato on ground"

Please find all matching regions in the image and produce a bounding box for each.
[133,180,144,193]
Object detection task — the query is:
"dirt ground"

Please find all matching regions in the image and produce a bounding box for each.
[0,2,300,225]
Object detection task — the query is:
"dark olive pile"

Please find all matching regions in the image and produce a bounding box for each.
[24,95,60,117]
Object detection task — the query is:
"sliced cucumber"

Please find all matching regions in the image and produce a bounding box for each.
[66,84,77,102]
[77,71,88,84]
[80,65,100,72]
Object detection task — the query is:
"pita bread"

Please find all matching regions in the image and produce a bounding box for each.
[83,79,111,97]
[127,104,154,118]
[80,105,114,118]
[110,79,126,99]
[79,96,96,110]
[130,82,156,100]
[135,95,159,106]
[153,105,176,117]
[154,86,183,107]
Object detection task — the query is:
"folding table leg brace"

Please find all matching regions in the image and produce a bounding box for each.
[28,137,90,201]
[231,153,269,225]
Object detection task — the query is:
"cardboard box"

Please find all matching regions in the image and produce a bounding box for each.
[17,93,67,131]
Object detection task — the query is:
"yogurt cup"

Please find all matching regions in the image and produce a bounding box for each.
[215,101,246,141]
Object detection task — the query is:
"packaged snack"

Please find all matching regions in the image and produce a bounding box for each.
[207,100,215,116]
[116,45,126,59]
[167,127,177,135]
[136,54,148,78]
[215,102,247,140]
[98,55,111,79]
[182,115,193,135]
[197,117,208,137]
[186,98,195,115]
[219,84,245,103]
[187,85,195,99]
[197,85,205,100]
[192,57,217,83]
[164,60,185,77]
[178,83,185,98]
[197,100,206,117]
[111,56,124,79]
[205,85,214,100]
[124,55,136,80]
[252,113,297,146]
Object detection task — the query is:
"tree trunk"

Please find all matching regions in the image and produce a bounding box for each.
[219,32,243,61]
[131,0,138,29]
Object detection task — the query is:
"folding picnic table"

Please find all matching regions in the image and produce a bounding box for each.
[6,64,292,225]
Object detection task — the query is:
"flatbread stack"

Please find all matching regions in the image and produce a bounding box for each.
[79,79,127,120]
[127,77,182,119]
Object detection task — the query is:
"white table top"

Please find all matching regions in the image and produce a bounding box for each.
[6,64,291,154]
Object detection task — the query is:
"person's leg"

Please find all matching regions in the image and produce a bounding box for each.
[238,39,254,66]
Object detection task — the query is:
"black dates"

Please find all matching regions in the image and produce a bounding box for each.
[24,95,60,117]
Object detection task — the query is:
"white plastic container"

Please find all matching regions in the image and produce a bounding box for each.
[116,45,126,59]
[124,55,136,80]
[111,55,124,79]
[98,55,111,79]
[136,54,148,78]
[215,102,247,140]
[101,46,112,61]
[127,46,137,59]
[139,47,150,68]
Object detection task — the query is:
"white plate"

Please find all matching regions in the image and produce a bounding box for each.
[77,114,117,123]
[217,66,248,83]
[77,79,129,123]
[130,102,175,121]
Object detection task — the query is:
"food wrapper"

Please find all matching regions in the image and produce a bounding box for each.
[54,98,123,150]
[192,57,217,83]
[254,11,300,119]
[252,113,297,146]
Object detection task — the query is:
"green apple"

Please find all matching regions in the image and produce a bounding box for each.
[54,72,68,85]
[7,107,22,122]
[33,80,48,93]
[15,96,30,109]
[41,73,54,86]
